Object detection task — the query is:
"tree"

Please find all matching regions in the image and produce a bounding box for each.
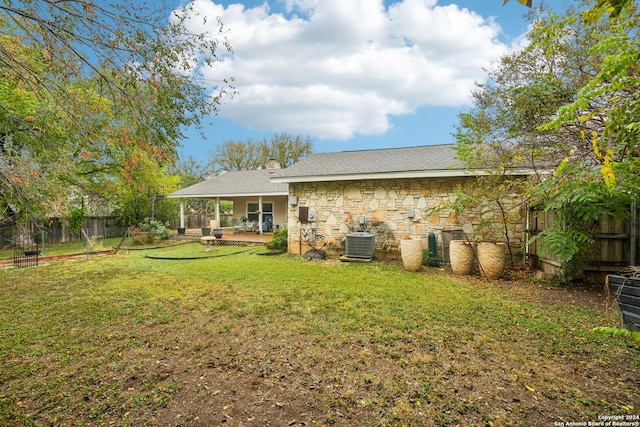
[503,0,632,17]
[503,0,533,7]
[111,153,180,226]
[454,0,638,279]
[169,156,213,189]
[537,1,640,192]
[209,133,313,172]
[168,155,216,216]
[530,1,639,278]
[262,133,315,169]
[0,33,102,225]
[209,139,265,172]
[0,1,235,224]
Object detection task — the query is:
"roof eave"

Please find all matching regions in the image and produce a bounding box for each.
[167,191,289,199]
[270,168,543,183]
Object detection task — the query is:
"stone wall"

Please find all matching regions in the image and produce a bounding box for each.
[286,177,526,258]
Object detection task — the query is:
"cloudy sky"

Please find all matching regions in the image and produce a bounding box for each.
[174,0,567,160]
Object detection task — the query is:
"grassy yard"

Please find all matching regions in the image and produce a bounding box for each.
[0,243,638,426]
[0,237,126,261]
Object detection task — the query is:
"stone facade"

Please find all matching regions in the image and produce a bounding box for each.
[286,177,526,258]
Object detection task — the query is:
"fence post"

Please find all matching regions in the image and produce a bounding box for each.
[631,202,637,266]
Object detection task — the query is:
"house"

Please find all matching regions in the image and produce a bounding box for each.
[169,144,530,259]
[269,144,529,257]
[168,161,289,233]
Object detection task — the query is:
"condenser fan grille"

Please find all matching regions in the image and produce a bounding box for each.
[345,232,375,259]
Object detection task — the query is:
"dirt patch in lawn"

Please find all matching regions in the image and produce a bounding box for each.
[465,266,615,312]
[112,305,637,427]
[113,271,637,425]
[212,266,634,426]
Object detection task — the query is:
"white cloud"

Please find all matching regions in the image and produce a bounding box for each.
[183,0,512,140]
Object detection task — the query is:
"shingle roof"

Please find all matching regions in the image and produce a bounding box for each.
[271,144,466,182]
[168,169,288,198]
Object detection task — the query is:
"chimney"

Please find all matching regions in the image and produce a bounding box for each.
[266,158,281,170]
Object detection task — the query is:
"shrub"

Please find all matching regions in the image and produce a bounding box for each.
[67,206,87,235]
[138,218,171,241]
[32,229,48,245]
[265,227,288,251]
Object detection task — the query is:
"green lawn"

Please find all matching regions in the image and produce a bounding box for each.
[0,243,637,426]
[0,237,125,260]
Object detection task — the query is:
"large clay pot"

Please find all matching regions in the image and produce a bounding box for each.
[476,242,506,279]
[449,240,475,276]
[401,239,423,272]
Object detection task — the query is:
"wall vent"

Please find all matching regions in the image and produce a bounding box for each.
[345,232,376,259]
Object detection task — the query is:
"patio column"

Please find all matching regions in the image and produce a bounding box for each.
[258,196,263,234]
[215,198,221,225]
[179,199,185,229]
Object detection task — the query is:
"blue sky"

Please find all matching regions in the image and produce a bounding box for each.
[174,0,568,162]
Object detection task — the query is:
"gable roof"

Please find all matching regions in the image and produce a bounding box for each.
[270,144,467,183]
[168,169,288,199]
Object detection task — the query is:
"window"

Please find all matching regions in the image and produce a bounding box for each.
[247,202,273,222]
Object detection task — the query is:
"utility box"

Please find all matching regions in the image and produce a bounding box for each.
[440,230,465,263]
[299,207,309,222]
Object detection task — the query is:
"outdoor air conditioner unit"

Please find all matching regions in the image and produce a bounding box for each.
[345,232,376,259]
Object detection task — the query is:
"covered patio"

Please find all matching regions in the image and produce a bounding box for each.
[168,166,289,237]
[173,227,273,245]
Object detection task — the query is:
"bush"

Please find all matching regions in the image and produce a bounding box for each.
[137,218,171,241]
[265,227,288,251]
[32,229,48,245]
[67,206,86,235]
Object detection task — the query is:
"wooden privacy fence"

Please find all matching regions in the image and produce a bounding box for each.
[0,217,126,249]
[527,206,638,278]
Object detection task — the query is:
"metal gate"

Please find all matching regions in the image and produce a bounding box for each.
[13,228,40,268]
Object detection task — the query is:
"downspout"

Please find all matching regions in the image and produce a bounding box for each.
[258,196,263,234]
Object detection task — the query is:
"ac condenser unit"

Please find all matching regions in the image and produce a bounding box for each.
[345,232,376,259]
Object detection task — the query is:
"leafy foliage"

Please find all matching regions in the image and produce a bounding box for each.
[530,159,633,280]
[532,1,639,278]
[458,0,640,280]
[503,0,533,7]
[209,133,313,172]
[265,227,288,251]
[443,177,528,264]
[112,155,180,226]
[169,156,213,189]
[537,1,640,191]
[0,1,234,223]
[67,205,87,236]
[504,0,632,18]
[593,326,640,342]
[167,155,216,216]
[137,218,171,241]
